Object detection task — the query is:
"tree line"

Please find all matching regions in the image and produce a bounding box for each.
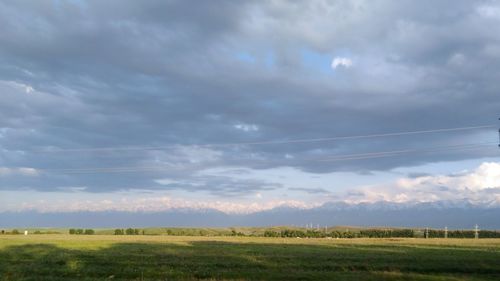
[114,228,142,235]
[263,229,500,238]
[2,228,500,238]
[69,229,95,235]
[427,229,500,238]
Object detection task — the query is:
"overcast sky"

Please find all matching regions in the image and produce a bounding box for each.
[1,0,500,217]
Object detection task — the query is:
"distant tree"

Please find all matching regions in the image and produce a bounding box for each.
[34,231,42,234]
[11,229,20,235]
[114,229,124,235]
[480,230,500,238]
[84,229,95,235]
[1,230,4,234]
[125,228,135,235]
[142,230,145,235]
[264,230,280,237]
[69,229,76,235]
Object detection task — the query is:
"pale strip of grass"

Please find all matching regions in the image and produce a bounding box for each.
[2,234,500,249]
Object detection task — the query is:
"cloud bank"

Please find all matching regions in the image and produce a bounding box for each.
[0,1,499,220]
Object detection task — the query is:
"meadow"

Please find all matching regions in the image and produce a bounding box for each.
[1,235,500,281]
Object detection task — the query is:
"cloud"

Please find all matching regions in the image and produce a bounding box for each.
[394,162,500,192]
[288,187,330,194]
[0,0,499,198]
[2,162,499,218]
[0,167,39,177]
[345,162,500,205]
[448,53,466,66]
[3,193,316,214]
[154,175,281,197]
[331,57,353,69]
[4,80,35,94]
[234,123,259,132]
[477,4,500,19]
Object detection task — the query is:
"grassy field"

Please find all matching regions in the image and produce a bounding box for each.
[1,235,500,280]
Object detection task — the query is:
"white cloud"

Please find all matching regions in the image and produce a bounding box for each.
[5,80,35,94]
[482,44,500,59]
[477,5,500,19]
[395,162,500,192]
[234,123,259,132]
[448,53,466,66]
[0,167,39,177]
[17,167,39,176]
[0,128,7,139]
[146,145,222,167]
[3,192,318,214]
[3,163,499,214]
[331,57,353,69]
[55,186,88,192]
[345,162,500,206]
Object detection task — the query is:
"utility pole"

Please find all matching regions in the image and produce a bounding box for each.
[425,227,429,239]
[444,226,448,239]
[475,224,479,239]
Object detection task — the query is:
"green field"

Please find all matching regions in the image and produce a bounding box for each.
[1,235,500,281]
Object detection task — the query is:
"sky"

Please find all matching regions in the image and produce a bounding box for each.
[1,0,500,226]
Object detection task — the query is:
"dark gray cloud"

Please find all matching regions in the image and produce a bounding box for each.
[406,172,432,179]
[288,187,330,194]
[1,0,499,194]
[155,175,280,197]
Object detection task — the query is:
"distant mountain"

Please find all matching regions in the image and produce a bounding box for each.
[244,201,500,229]
[1,201,499,229]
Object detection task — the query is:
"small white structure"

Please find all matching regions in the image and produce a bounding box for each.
[24,230,28,236]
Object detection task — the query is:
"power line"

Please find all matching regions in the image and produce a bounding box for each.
[316,142,496,162]
[37,141,498,174]
[33,124,495,153]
